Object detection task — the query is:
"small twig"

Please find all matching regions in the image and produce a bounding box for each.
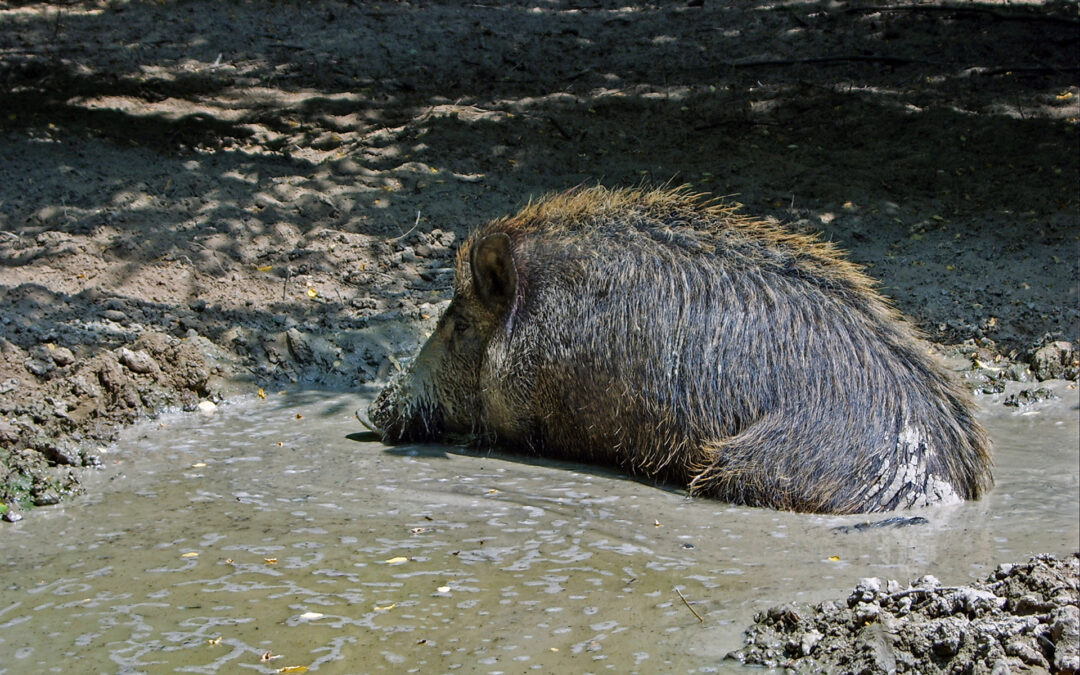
[674,587,704,623]
[887,585,965,600]
[388,210,421,243]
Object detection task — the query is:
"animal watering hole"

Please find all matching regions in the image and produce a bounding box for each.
[1,383,1076,673]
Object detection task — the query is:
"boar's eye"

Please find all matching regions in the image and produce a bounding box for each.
[451,315,473,336]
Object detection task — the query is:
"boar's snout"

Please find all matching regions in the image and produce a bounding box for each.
[365,363,444,443]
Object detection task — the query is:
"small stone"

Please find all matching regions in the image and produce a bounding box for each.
[959,588,1004,616]
[989,658,1012,675]
[800,630,822,656]
[286,327,314,364]
[33,490,61,506]
[197,400,217,414]
[1004,387,1060,407]
[853,601,881,625]
[102,309,128,322]
[50,346,76,366]
[1005,636,1049,668]
[1050,605,1080,673]
[1002,362,1030,382]
[24,358,53,376]
[1031,341,1076,381]
[0,419,17,444]
[118,347,157,374]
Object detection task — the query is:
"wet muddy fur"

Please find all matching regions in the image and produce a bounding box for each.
[368,186,992,514]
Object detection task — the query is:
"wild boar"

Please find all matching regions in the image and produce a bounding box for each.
[362,186,992,514]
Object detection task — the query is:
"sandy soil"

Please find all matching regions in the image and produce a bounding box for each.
[0,0,1077,512]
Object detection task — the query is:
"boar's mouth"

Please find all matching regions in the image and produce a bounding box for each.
[362,393,444,445]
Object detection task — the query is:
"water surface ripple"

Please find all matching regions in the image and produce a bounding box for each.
[2,383,1077,673]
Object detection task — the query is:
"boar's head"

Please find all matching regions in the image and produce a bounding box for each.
[364,231,523,444]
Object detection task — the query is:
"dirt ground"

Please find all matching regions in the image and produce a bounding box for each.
[728,552,1080,674]
[0,0,1076,511]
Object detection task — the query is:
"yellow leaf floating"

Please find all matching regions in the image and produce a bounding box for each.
[374,603,396,611]
[384,556,409,565]
[182,552,199,558]
[257,388,266,400]
[207,636,222,646]
[828,555,841,562]
[277,667,308,674]
[264,558,278,565]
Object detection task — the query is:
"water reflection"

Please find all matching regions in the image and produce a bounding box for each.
[1,382,1076,673]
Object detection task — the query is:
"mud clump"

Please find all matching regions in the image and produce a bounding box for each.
[0,331,225,514]
[1031,341,1079,382]
[728,553,1080,674]
[367,186,991,514]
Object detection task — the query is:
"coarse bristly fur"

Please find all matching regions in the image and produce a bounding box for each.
[367,185,993,514]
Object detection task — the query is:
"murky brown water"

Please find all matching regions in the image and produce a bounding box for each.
[2,382,1077,674]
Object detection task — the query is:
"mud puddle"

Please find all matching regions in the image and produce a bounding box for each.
[1,383,1076,674]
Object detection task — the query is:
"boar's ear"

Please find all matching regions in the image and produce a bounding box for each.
[471,232,518,314]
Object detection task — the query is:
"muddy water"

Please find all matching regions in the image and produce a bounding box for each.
[1,383,1077,674]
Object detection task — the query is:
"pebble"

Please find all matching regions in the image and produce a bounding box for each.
[1032,341,1076,381]
[50,346,76,366]
[33,490,61,506]
[118,347,157,374]
[24,358,52,376]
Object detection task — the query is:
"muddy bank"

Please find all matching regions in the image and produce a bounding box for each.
[728,553,1080,674]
